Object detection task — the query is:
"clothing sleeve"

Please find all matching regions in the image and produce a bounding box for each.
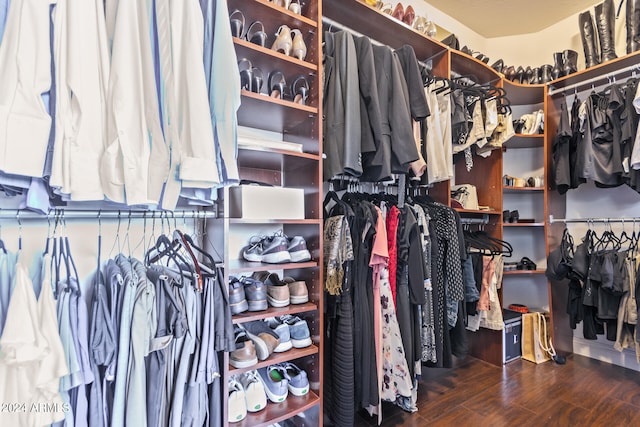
[395,45,429,121]
[389,52,419,173]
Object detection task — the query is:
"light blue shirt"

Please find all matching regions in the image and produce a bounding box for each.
[0,0,10,44]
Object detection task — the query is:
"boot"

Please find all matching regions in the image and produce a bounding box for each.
[595,0,617,62]
[551,52,564,80]
[529,67,539,84]
[541,64,553,83]
[579,10,600,68]
[563,50,578,75]
[627,0,640,53]
[525,66,533,84]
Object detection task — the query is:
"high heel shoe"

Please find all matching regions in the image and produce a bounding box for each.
[524,66,533,84]
[392,3,404,21]
[291,29,307,61]
[491,59,504,73]
[229,10,245,38]
[246,21,267,47]
[238,58,253,91]
[412,15,427,33]
[515,66,525,83]
[251,67,264,93]
[272,0,290,8]
[271,25,293,56]
[268,71,287,99]
[503,65,516,81]
[291,75,310,105]
[380,3,393,14]
[403,5,415,25]
[288,0,302,14]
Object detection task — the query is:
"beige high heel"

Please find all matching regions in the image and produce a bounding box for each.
[272,0,290,8]
[271,25,293,56]
[288,0,302,14]
[291,29,307,61]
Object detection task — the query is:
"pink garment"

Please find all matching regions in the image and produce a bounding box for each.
[366,206,389,424]
[476,256,495,311]
[386,206,400,307]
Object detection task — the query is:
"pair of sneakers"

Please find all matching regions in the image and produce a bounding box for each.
[257,362,309,404]
[229,276,268,314]
[228,370,268,423]
[252,271,309,308]
[242,232,311,264]
[264,315,312,352]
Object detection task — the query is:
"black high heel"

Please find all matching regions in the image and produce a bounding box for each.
[524,66,533,84]
[515,66,525,83]
[529,67,539,84]
[268,70,287,99]
[229,10,245,38]
[251,67,264,93]
[491,59,504,73]
[246,21,267,47]
[238,58,253,91]
[291,75,309,105]
[504,65,516,81]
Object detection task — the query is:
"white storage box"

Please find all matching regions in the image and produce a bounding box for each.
[228,185,305,219]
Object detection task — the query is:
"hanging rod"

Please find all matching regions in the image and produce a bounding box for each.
[460,215,490,225]
[549,215,640,224]
[0,209,216,221]
[547,62,640,96]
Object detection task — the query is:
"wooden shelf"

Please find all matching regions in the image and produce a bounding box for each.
[229,218,322,225]
[323,0,447,59]
[450,50,501,84]
[503,186,544,192]
[502,79,546,105]
[234,37,318,72]
[454,208,501,215]
[238,90,317,134]
[503,222,545,227]
[229,345,319,375]
[232,0,318,29]
[503,134,544,149]
[232,302,318,324]
[238,146,321,168]
[234,391,320,427]
[503,269,547,276]
[229,259,318,274]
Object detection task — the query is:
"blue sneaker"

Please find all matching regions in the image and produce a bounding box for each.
[257,365,289,403]
[280,362,309,396]
[280,315,312,348]
[264,317,292,353]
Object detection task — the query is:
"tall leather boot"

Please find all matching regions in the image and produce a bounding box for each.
[551,53,564,80]
[579,10,600,68]
[595,0,617,61]
[563,50,578,75]
[540,64,553,83]
[627,0,640,53]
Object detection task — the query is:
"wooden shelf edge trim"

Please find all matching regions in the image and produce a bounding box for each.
[228,218,323,225]
[238,145,321,161]
[252,0,318,27]
[231,302,319,324]
[233,37,318,71]
[241,90,318,113]
[228,345,319,375]
[229,260,319,273]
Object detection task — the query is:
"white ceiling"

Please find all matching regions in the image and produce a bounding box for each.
[425,0,599,37]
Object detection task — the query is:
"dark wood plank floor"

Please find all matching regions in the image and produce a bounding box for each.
[354,355,640,426]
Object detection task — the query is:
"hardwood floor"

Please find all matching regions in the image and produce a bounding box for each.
[353,355,640,426]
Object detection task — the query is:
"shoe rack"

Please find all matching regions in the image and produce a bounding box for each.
[214,0,323,425]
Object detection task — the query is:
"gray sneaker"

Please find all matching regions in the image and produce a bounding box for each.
[264,317,292,352]
[243,236,291,264]
[241,320,281,360]
[287,235,311,262]
[279,362,309,396]
[280,315,312,348]
[257,365,289,403]
[253,271,290,308]
[239,276,268,311]
[228,277,249,314]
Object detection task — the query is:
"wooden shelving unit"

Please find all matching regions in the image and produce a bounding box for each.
[220,0,323,425]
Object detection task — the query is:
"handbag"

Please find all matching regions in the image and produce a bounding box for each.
[451,184,479,210]
[521,312,555,364]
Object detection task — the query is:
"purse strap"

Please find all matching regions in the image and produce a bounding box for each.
[536,313,556,358]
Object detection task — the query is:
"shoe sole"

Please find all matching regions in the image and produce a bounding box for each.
[243,331,270,360]
[273,340,293,353]
[230,356,258,369]
[244,250,292,264]
[289,295,308,304]
[247,300,268,311]
[291,336,312,348]
[267,295,290,307]
[230,300,249,314]
[288,382,309,396]
[289,250,311,262]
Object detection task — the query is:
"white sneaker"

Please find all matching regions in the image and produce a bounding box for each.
[240,370,267,412]
[228,377,247,423]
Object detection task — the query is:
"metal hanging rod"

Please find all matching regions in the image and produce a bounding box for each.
[0,209,216,221]
[322,17,385,46]
[460,215,490,225]
[549,215,640,224]
[547,62,640,96]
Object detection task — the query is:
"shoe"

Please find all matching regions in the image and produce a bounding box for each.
[251,66,264,94]
[529,67,540,84]
[291,29,307,61]
[265,317,293,352]
[403,5,415,25]
[503,65,516,81]
[392,3,404,21]
[490,59,504,73]
[240,276,268,311]
[242,320,281,360]
[563,49,578,75]
[595,0,617,62]
[503,210,511,223]
[242,235,291,264]
[229,10,245,38]
[551,52,564,80]
[252,271,290,308]
[257,366,289,403]
[288,0,302,14]
[520,257,537,270]
[246,21,267,47]
[627,0,640,53]
[524,66,533,84]
[239,370,267,413]
[228,376,248,423]
[272,0,290,7]
[279,362,309,396]
[280,315,312,348]
[287,235,311,262]
[228,277,249,314]
[579,10,600,68]
[291,75,309,105]
[238,58,253,91]
[412,15,427,33]
[380,2,393,14]
[271,25,293,56]
[268,70,287,100]
[515,66,525,83]
[510,210,519,223]
[283,276,308,304]
[230,326,258,368]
